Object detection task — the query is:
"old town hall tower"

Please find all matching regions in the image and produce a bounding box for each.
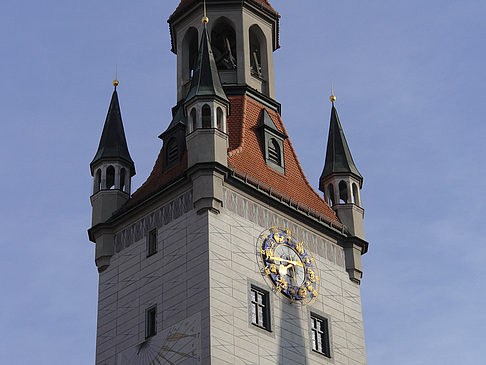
[88,1,369,364]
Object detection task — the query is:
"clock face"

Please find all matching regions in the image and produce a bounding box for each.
[258,227,320,305]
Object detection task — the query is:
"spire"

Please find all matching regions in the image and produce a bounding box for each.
[184,23,229,104]
[90,88,135,175]
[320,102,362,185]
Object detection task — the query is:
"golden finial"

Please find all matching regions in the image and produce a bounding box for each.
[113,65,119,88]
[330,81,336,103]
[202,0,209,23]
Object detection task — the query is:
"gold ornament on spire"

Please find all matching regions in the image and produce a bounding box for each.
[202,0,209,23]
[113,65,119,88]
[330,81,336,102]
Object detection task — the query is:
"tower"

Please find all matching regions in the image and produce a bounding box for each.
[88,1,369,364]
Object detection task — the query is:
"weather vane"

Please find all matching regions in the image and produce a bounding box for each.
[330,81,336,103]
[202,0,209,23]
[113,65,119,88]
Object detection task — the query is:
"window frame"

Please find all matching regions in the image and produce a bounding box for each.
[145,305,157,338]
[249,285,272,332]
[309,312,332,358]
[147,228,157,257]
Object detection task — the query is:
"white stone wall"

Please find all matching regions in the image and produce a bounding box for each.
[95,208,211,365]
[208,187,367,365]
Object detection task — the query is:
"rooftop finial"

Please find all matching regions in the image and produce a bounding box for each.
[113,65,119,88]
[330,81,336,103]
[202,0,209,23]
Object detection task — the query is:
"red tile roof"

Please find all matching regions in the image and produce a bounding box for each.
[227,95,339,224]
[123,94,339,225]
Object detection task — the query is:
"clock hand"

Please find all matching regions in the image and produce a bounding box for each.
[269,256,303,267]
[290,254,297,283]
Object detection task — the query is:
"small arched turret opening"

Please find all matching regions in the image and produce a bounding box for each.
[352,183,360,206]
[211,17,237,70]
[202,105,211,128]
[327,184,335,206]
[120,168,126,192]
[94,169,101,193]
[182,27,199,82]
[106,166,115,190]
[249,25,268,81]
[268,138,281,166]
[217,107,223,131]
[339,180,348,204]
[190,108,197,133]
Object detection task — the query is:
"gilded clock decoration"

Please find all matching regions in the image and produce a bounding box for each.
[257,227,320,305]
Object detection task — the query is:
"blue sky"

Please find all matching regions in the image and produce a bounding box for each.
[1,1,485,364]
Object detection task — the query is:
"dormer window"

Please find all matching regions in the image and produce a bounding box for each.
[167,138,178,166]
[258,109,286,174]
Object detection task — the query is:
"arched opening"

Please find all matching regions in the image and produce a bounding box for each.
[352,183,360,206]
[339,181,348,204]
[166,138,178,166]
[217,107,223,131]
[327,184,335,206]
[190,108,197,132]
[249,25,267,80]
[120,168,126,192]
[211,17,237,70]
[106,166,115,190]
[202,105,211,128]
[268,138,281,166]
[182,27,198,82]
[94,169,101,193]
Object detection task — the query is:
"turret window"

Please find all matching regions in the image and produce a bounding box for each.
[94,169,101,193]
[217,107,223,131]
[190,108,197,133]
[327,184,335,206]
[202,105,211,128]
[250,27,262,78]
[120,168,126,192]
[339,181,348,204]
[106,166,115,190]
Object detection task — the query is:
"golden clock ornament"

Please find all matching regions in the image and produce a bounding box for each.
[257,227,320,305]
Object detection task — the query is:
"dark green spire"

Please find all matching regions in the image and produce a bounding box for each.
[320,103,362,185]
[90,89,135,175]
[184,24,228,104]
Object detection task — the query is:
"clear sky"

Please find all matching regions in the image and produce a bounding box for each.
[1,1,485,364]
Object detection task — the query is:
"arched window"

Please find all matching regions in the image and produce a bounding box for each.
[166,138,178,166]
[268,139,281,166]
[182,27,198,81]
[202,105,211,128]
[190,108,197,132]
[327,184,335,206]
[352,183,360,206]
[249,25,267,79]
[217,107,223,131]
[106,166,115,190]
[211,18,237,70]
[120,168,126,192]
[339,181,348,204]
[94,169,101,193]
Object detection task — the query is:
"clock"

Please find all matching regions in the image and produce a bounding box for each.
[257,227,320,305]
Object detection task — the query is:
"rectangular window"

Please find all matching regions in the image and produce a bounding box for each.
[146,306,157,338]
[147,228,157,257]
[311,314,330,357]
[250,286,270,330]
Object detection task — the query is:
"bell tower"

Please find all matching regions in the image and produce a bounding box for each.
[169,0,279,102]
[89,2,370,364]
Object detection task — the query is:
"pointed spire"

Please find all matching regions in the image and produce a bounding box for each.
[184,23,228,104]
[320,102,362,185]
[90,88,135,175]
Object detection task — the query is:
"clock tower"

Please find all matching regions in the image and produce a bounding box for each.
[88,1,369,364]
